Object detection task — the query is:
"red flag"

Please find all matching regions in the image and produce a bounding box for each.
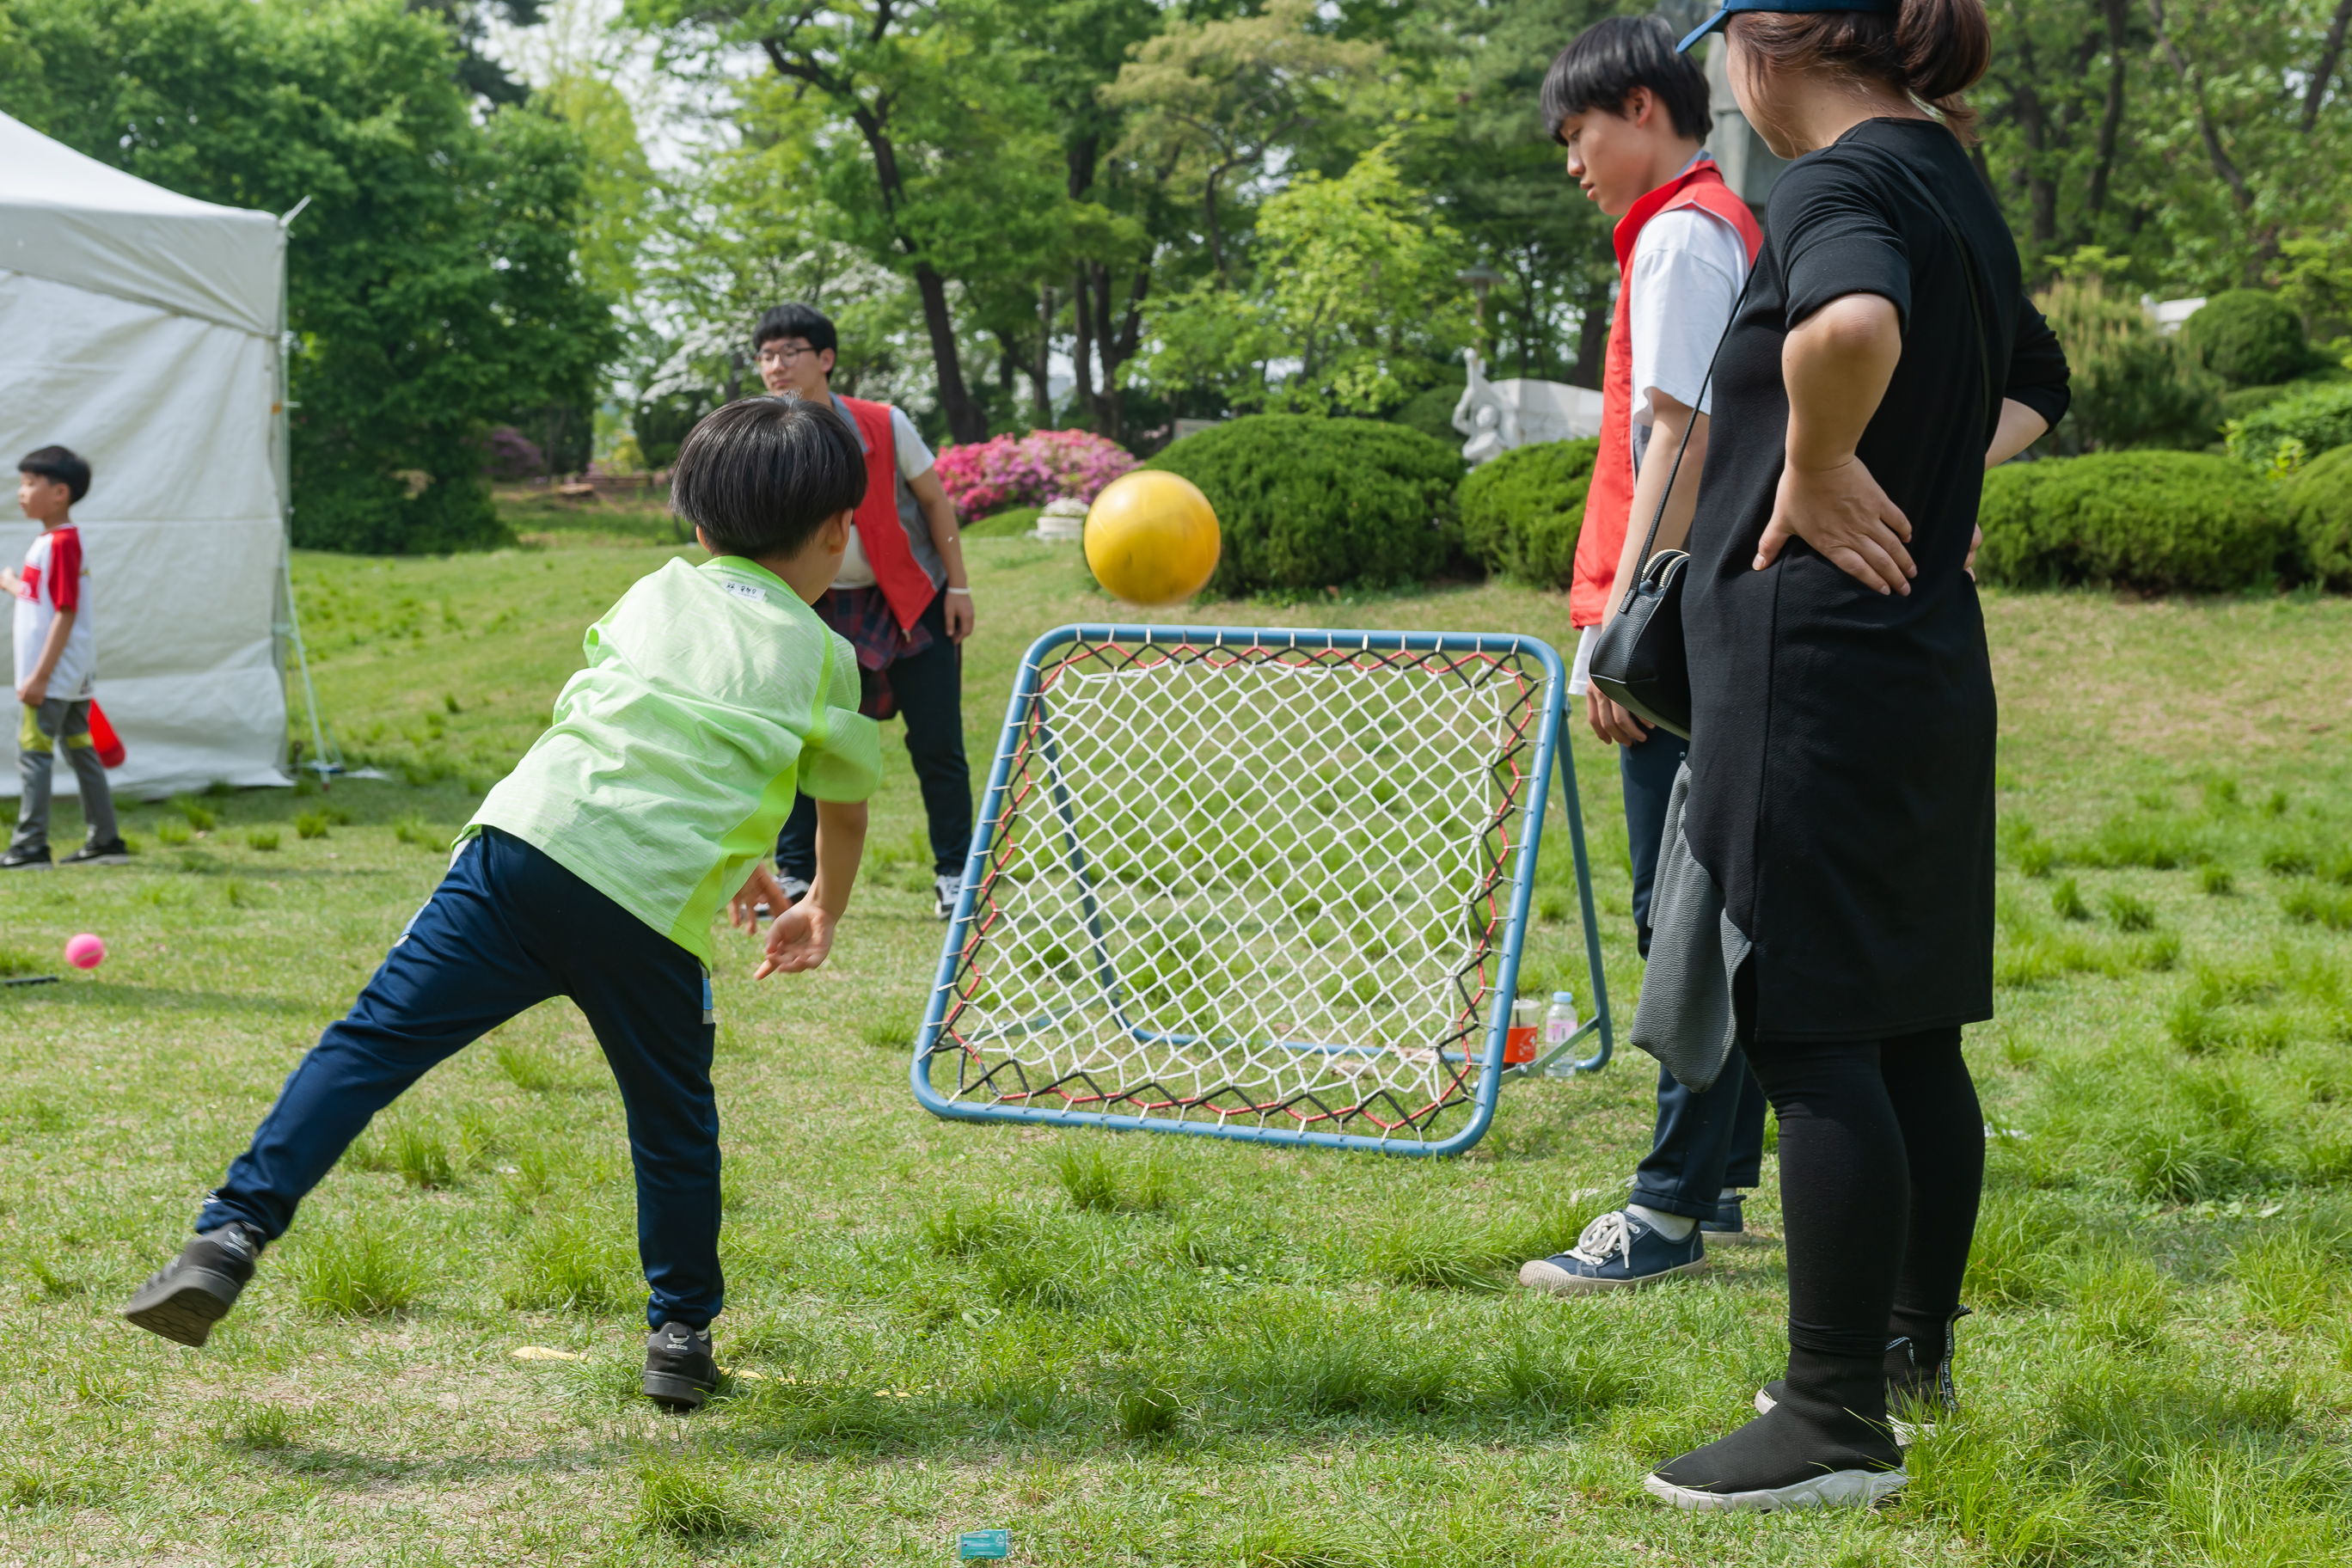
[87,701,125,769]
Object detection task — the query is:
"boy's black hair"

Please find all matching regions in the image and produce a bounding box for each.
[1540,15,1712,144]
[18,445,91,504]
[671,395,867,560]
[751,302,838,374]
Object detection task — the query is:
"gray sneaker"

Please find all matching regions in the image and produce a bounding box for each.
[934,873,963,921]
[122,1222,265,1346]
[642,1321,718,1409]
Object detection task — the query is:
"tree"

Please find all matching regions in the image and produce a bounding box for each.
[1102,0,1383,284]
[3,0,619,550]
[1136,140,1472,414]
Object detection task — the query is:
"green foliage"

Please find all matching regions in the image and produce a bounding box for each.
[1455,438,1598,588]
[1975,452,2290,591]
[634,1457,751,1540]
[1135,138,1470,414]
[1389,375,1467,450]
[2226,381,2352,473]
[1142,414,1461,595]
[1051,1145,1173,1213]
[2034,278,2220,451]
[2284,444,2352,588]
[0,0,617,554]
[2181,290,2316,387]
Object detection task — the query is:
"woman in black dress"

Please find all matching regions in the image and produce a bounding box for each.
[1642,0,2069,1510]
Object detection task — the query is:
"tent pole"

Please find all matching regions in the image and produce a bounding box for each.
[273,199,337,787]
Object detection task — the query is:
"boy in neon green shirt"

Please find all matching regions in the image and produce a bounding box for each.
[123,397,879,1410]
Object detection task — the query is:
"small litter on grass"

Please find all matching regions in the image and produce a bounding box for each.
[512,1345,585,1362]
[960,1530,1011,1560]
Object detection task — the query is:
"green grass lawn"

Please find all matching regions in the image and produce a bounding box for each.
[2,525,2349,1565]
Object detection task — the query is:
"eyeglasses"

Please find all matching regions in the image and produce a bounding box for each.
[756,343,818,367]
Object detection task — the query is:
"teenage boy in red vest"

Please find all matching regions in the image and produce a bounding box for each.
[751,303,976,921]
[1515,16,1771,1294]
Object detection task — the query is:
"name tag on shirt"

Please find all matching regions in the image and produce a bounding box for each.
[721,581,767,603]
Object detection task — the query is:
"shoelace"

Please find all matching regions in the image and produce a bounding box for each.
[1568,1210,1636,1269]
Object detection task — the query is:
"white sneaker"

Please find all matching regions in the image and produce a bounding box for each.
[934,873,963,921]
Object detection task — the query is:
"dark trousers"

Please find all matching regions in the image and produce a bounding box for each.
[197,828,724,1330]
[1619,724,1769,1222]
[1745,1030,1984,1361]
[778,590,971,880]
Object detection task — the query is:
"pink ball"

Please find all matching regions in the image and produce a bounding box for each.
[64,934,105,971]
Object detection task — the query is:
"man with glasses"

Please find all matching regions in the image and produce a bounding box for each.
[749,303,976,920]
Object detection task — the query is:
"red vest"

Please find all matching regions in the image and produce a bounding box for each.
[836,395,937,633]
[1569,160,1763,628]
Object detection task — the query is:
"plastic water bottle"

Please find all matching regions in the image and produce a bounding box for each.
[1541,990,1580,1077]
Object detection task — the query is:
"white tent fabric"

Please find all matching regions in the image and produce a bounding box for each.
[0,110,291,799]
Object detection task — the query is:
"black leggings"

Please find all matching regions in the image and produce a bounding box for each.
[1746,1029,1983,1362]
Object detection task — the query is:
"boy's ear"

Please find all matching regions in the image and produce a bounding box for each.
[1622,85,1656,127]
[824,508,854,549]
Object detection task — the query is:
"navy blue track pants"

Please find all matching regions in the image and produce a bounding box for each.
[198,827,723,1329]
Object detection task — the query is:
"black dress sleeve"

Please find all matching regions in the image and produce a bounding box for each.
[2004,295,2071,432]
[1773,154,1912,333]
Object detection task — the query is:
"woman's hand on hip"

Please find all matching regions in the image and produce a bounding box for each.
[1755,454,1916,595]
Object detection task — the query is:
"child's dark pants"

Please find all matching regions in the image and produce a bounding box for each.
[196,827,723,1329]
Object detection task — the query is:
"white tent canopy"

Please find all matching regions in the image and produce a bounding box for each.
[0,110,291,799]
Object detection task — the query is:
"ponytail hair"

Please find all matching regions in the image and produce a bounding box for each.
[1727,0,1991,142]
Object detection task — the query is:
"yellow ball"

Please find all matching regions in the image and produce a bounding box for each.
[1084,471,1221,608]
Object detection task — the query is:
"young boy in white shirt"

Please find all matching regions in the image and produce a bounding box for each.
[4,445,126,869]
[1515,16,1767,1294]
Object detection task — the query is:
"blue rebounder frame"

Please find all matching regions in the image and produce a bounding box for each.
[911,623,1613,1156]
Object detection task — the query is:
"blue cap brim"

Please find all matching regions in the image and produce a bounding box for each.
[1677,8,1730,52]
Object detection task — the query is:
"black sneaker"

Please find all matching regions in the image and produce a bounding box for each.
[1753,1308,1970,1446]
[1700,1191,1745,1237]
[121,1222,265,1346]
[60,838,132,867]
[1,844,52,870]
[642,1321,718,1409]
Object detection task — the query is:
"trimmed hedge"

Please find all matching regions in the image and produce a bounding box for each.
[2180,289,2316,387]
[1976,451,2290,592]
[2284,444,2352,588]
[1142,415,1463,596]
[1455,438,1599,588]
[2225,380,2352,471]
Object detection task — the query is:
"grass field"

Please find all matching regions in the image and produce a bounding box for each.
[2,512,2350,1565]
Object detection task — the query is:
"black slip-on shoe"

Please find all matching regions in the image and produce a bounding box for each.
[1,844,52,870]
[643,1321,719,1409]
[60,838,132,867]
[121,1222,264,1346]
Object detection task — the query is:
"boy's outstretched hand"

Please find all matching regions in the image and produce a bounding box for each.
[728,862,840,978]
[755,899,835,978]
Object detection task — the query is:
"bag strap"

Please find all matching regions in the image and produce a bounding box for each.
[1614,254,1761,616]
[1880,154,2000,440]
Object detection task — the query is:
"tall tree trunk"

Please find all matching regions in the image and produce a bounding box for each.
[1071,270,1097,427]
[1570,285,1608,389]
[1089,266,1151,444]
[2086,0,2129,220]
[2305,0,2352,132]
[1031,284,1055,426]
[913,263,986,444]
[2009,49,2059,248]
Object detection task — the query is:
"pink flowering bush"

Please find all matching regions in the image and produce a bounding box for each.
[934,429,1138,518]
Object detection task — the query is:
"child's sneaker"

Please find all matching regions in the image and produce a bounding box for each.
[121,1222,265,1345]
[1700,1191,1745,1236]
[1517,1208,1704,1294]
[60,838,132,867]
[642,1321,719,1409]
[1,845,52,870]
[934,873,962,921]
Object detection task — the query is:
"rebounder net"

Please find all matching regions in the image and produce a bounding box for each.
[915,626,1565,1153]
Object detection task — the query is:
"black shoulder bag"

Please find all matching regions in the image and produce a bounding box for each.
[1587,156,1998,742]
[1584,264,1757,741]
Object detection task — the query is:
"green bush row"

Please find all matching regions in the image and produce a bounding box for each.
[1977,449,2352,592]
[1120,413,2352,601]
